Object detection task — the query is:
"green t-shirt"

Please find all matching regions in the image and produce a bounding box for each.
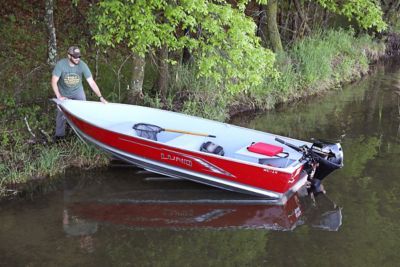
[52,58,92,97]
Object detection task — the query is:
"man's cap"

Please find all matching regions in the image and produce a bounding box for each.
[68,46,81,58]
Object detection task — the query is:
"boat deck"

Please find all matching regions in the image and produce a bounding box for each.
[60,100,307,171]
[109,121,300,170]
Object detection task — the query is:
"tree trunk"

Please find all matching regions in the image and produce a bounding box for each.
[257,5,268,46]
[182,47,193,64]
[156,45,169,102]
[126,52,145,104]
[182,28,193,64]
[265,0,283,52]
[293,0,311,37]
[45,0,57,66]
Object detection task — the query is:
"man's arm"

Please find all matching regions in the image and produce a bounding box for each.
[51,75,66,100]
[87,77,108,103]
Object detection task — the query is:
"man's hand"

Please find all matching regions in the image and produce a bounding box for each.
[100,97,108,104]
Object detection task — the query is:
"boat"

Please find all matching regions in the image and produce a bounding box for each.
[64,176,342,231]
[54,99,343,203]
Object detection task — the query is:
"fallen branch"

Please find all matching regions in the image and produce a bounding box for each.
[39,128,52,143]
[24,116,36,138]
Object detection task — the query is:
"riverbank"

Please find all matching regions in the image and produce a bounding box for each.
[228,29,386,117]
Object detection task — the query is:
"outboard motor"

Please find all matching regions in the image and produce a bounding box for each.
[275,137,344,195]
[308,140,344,194]
[311,140,343,179]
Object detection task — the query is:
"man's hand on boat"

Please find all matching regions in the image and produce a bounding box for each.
[99,96,108,104]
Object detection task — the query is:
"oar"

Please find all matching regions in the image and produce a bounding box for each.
[162,128,216,138]
[133,123,216,138]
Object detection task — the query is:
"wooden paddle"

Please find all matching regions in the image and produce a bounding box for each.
[162,128,216,138]
[133,123,216,138]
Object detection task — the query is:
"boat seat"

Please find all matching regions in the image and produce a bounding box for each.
[247,142,288,158]
[165,134,206,151]
[234,142,289,164]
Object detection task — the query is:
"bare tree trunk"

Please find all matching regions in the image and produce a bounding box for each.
[265,0,283,52]
[292,12,299,41]
[156,45,169,102]
[257,5,268,46]
[311,2,319,29]
[293,0,311,37]
[127,52,145,104]
[322,8,330,28]
[45,0,57,66]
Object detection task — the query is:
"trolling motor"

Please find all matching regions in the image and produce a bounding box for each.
[275,137,344,195]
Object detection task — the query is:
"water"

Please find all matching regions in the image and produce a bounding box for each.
[1,61,400,266]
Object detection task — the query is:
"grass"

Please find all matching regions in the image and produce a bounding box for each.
[246,28,385,110]
[0,98,108,198]
[0,137,108,199]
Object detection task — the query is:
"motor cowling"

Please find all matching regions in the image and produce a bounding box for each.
[313,141,343,164]
[311,141,344,181]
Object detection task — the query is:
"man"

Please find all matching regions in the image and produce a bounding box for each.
[52,46,107,140]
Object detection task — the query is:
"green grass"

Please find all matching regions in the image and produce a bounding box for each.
[0,137,108,198]
[0,97,108,198]
[248,28,385,110]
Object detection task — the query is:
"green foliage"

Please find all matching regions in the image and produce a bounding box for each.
[246,29,384,110]
[291,28,374,84]
[0,15,49,101]
[381,1,400,33]
[171,64,230,120]
[180,92,229,122]
[315,0,387,31]
[142,64,230,121]
[93,0,277,95]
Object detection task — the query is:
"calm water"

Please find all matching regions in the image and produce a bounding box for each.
[1,61,400,266]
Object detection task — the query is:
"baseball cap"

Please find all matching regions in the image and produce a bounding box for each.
[68,46,81,58]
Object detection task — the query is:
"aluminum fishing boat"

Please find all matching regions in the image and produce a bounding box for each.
[54,99,343,203]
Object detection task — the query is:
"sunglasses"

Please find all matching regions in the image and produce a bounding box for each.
[69,54,81,59]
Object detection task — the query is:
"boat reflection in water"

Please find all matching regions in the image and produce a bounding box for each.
[63,173,342,233]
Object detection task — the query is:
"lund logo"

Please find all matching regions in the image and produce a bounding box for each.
[161,153,193,167]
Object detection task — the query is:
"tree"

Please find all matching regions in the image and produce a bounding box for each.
[255,0,386,53]
[93,0,277,101]
[45,0,57,66]
[265,0,283,52]
[127,52,145,104]
[315,0,387,31]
